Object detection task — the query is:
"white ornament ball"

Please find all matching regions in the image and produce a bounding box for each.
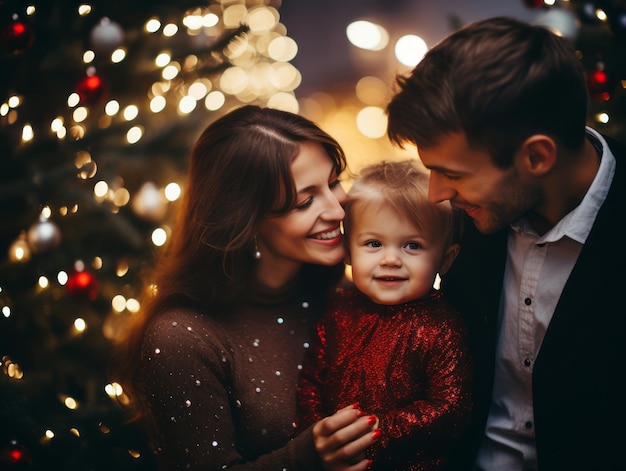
[90,18,125,53]
[132,182,167,221]
[533,8,579,40]
[27,219,62,253]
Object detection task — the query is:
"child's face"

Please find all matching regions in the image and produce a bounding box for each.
[347,201,447,305]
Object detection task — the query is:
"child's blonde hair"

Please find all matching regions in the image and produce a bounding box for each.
[344,159,461,249]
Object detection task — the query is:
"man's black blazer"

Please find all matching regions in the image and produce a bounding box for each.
[443,135,626,471]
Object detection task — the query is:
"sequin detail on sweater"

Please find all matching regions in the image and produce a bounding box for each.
[137,280,323,470]
[297,287,473,471]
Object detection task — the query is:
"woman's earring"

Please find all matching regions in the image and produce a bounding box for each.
[254,236,262,260]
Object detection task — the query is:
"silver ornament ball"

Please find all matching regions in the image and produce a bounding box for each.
[27,219,61,253]
[90,18,125,53]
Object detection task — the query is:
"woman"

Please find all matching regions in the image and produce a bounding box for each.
[115,105,379,470]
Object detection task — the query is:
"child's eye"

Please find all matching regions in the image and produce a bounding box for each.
[365,240,382,248]
[295,197,313,210]
[405,241,422,250]
[329,179,341,189]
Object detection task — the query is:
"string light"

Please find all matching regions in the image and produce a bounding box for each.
[164,182,181,201]
[162,23,178,36]
[83,50,95,63]
[151,227,168,246]
[74,318,87,332]
[145,18,161,33]
[8,95,21,107]
[21,123,34,141]
[122,105,138,121]
[77,4,91,16]
[111,48,126,63]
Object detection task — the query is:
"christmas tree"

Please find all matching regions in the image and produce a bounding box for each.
[0,0,299,469]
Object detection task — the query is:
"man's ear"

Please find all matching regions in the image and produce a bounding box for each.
[439,243,460,277]
[520,134,557,177]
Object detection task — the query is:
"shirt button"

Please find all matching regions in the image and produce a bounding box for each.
[525,421,533,429]
[524,358,531,367]
[524,298,532,306]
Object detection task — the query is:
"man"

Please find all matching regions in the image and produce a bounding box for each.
[386,16,626,471]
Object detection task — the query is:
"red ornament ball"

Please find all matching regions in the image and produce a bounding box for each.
[587,68,610,101]
[0,441,32,469]
[75,74,108,105]
[1,18,34,55]
[66,270,99,301]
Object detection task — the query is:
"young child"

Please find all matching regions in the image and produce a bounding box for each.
[297,159,472,471]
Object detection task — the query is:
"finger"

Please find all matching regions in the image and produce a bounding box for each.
[335,427,381,458]
[348,452,366,465]
[329,414,378,447]
[320,417,380,466]
[316,404,363,437]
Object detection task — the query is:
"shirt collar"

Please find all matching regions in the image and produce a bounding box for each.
[511,127,615,244]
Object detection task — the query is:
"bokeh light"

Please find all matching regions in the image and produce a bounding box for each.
[395,34,428,67]
[346,20,389,51]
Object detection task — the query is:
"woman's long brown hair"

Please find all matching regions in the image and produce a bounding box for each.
[111,105,347,424]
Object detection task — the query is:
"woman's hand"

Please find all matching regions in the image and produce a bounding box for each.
[313,404,381,471]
